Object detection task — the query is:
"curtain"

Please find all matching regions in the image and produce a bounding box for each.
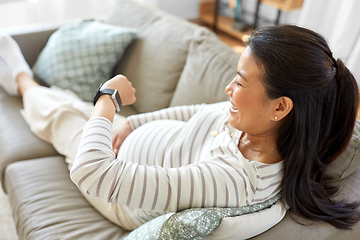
[297,0,360,83]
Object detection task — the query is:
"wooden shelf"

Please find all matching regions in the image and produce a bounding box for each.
[199,1,251,42]
[198,0,304,41]
[256,0,304,11]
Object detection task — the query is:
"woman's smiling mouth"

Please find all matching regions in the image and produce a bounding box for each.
[230,100,238,113]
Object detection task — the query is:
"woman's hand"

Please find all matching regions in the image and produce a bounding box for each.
[90,75,136,123]
[101,74,136,106]
[113,120,133,155]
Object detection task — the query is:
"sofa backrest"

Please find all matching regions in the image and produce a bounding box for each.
[169,35,240,107]
[107,0,240,113]
[10,26,58,69]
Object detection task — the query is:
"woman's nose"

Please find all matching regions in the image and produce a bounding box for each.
[225,81,233,96]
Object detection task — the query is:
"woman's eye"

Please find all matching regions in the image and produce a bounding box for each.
[236,81,243,87]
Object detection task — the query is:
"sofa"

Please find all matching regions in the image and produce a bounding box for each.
[1,0,360,239]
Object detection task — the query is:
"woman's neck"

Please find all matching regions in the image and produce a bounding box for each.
[238,132,282,164]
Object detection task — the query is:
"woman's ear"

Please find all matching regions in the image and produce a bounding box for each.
[274,97,293,121]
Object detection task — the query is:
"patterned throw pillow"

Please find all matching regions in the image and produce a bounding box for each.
[124,193,281,240]
[32,20,137,102]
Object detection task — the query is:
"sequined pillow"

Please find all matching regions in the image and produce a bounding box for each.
[124,193,281,240]
[32,20,137,102]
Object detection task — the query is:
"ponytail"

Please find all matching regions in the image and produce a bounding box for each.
[324,59,359,163]
[284,58,360,229]
[248,25,360,229]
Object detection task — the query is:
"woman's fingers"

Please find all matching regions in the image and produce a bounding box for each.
[113,134,125,155]
[112,120,133,155]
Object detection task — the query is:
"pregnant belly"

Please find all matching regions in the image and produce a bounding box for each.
[116,119,185,165]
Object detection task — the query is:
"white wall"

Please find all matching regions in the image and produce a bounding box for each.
[135,0,199,19]
[158,0,200,19]
[0,0,118,29]
[140,0,300,23]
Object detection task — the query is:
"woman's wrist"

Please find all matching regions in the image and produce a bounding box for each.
[90,74,136,123]
[90,95,116,123]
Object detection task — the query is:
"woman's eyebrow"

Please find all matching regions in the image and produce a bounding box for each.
[237,71,248,82]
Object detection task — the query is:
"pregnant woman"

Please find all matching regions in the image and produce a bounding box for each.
[0,24,359,231]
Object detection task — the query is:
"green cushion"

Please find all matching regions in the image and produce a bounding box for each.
[169,35,239,107]
[124,193,281,240]
[32,20,137,102]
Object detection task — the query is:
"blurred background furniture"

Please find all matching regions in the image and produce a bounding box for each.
[199,0,303,40]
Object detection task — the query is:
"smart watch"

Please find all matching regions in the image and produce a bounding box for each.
[93,83,122,112]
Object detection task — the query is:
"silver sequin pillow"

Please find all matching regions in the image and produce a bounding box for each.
[32,20,137,102]
[124,193,281,240]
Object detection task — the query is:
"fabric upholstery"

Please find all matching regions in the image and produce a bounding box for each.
[117,105,139,117]
[169,35,240,107]
[4,156,130,240]
[108,0,213,113]
[10,26,57,68]
[32,20,137,102]
[326,119,360,180]
[0,87,58,192]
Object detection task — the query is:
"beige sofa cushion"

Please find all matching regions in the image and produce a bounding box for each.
[169,35,240,107]
[325,119,360,180]
[10,26,57,68]
[5,156,130,240]
[107,0,211,113]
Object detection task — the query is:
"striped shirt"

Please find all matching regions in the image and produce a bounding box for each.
[70,101,283,227]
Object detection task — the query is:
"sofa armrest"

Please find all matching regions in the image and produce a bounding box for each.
[4,22,65,67]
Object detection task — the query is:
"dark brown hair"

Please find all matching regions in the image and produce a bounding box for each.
[247,24,360,229]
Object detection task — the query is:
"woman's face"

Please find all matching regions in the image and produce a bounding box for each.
[225,47,279,136]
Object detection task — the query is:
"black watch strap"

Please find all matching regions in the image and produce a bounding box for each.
[93,88,114,105]
[93,83,122,112]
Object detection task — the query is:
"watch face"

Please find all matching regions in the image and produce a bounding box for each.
[111,90,122,112]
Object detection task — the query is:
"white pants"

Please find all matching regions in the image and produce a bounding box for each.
[21,86,139,230]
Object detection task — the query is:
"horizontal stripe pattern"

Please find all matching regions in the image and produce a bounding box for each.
[71,101,283,227]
